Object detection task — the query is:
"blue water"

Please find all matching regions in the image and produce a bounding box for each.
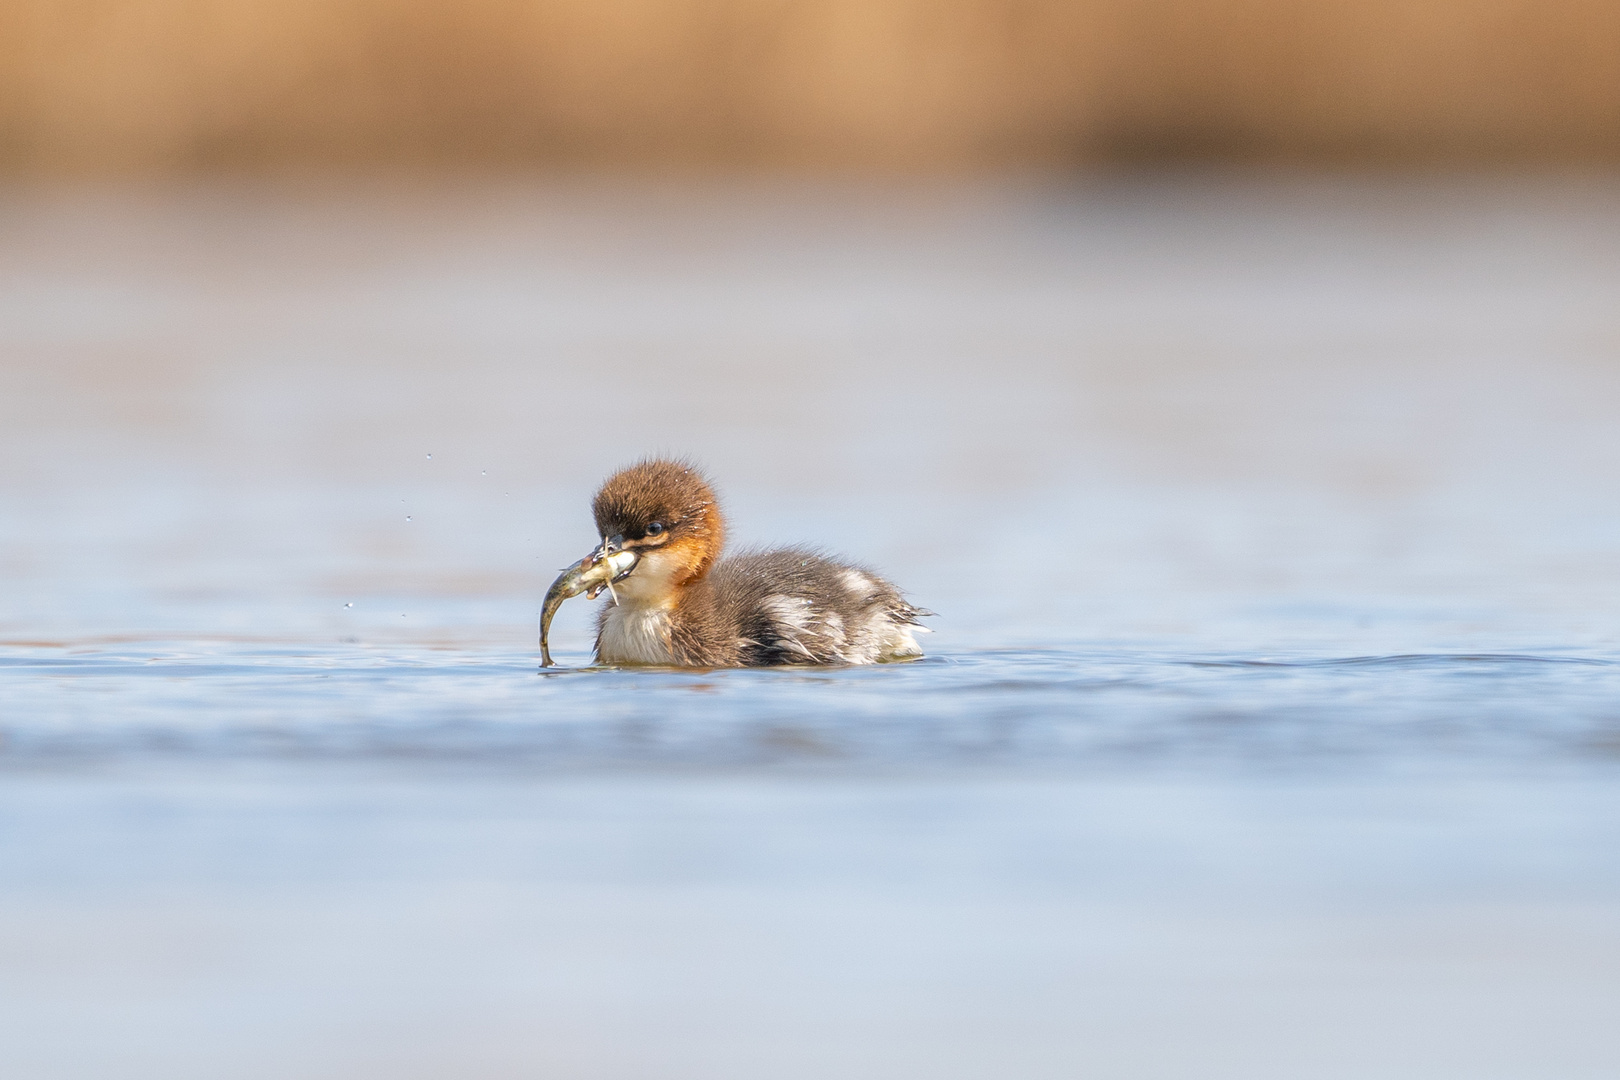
[4,642,1620,768]
[3,175,1620,1078]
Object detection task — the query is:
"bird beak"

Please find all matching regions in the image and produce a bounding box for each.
[587,534,637,581]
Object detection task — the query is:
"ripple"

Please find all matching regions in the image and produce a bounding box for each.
[2,639,1619,771]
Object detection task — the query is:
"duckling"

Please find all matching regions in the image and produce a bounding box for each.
[553,459,931,667]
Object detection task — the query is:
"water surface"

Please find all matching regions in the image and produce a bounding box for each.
[3,174,1620,1078]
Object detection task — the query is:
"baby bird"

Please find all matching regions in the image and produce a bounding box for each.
[571,459,930,667]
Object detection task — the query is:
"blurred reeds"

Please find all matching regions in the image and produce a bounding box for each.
[2,0,1618,171]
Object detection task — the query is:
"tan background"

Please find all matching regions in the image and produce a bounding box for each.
[3,0,1619,171]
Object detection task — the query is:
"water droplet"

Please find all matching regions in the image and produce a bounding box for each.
[481,470,487,476]
[344,602,353,608]
[426,453,433,460]
[405,515,413,522]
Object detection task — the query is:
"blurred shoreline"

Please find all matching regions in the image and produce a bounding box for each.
[4,0,1619,173]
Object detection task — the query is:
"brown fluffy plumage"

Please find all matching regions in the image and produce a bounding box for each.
[585,459,930,667]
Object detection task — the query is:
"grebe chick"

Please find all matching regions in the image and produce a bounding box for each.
[573,459,931,667]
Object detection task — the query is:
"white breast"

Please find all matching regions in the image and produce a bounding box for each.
[598,603,675,665]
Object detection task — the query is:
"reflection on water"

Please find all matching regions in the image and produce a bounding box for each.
[3,643,1620,767]
[2,175,1620,1077]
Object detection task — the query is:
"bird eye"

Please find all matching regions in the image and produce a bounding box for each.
[645,522,665,536]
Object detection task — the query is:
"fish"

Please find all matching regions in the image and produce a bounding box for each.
[539,549,639,667]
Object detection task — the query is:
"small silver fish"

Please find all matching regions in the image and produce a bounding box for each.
[539,549,639,667]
